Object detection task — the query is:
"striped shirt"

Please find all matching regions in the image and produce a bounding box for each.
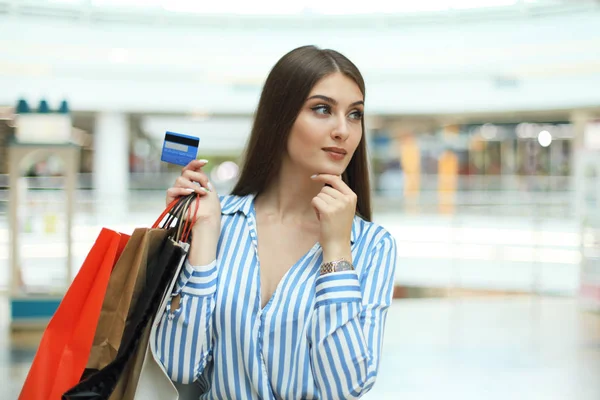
[155,194,398,399]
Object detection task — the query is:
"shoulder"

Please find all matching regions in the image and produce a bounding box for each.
[219,194,243,208]
[352,216,397,253]
[219,193,254,216]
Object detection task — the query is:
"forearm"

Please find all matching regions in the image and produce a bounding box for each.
[156,281,217,383]
[188,223,220,266]
[322,242,352,264]
[156,224,220,383]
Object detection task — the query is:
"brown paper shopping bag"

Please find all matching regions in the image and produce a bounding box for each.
[86,228,170,371]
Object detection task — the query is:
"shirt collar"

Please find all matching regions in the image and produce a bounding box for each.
[221,193,255,216]
[221,193,358,245]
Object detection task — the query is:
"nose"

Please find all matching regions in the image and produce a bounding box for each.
[331,115,349,141]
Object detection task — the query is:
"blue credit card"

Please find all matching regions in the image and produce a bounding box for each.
[161,131,199,166]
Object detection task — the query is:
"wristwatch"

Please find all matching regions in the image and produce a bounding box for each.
[320,259,354,276]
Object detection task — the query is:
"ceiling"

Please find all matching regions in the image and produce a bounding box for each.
[1,1,600,115]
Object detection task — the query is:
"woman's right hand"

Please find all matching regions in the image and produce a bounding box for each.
[166,159,222,229]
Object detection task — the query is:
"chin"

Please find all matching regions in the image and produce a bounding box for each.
[317,164,346,176]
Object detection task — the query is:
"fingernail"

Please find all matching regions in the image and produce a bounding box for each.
[184,188,195,192]
[207,182,214,191]
[201,187,210,193]
[311,174,318,179]
[199,159,209,163]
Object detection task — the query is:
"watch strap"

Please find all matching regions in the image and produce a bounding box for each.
[320,259,354,276]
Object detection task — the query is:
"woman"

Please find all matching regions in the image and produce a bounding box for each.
[157,45,398,399]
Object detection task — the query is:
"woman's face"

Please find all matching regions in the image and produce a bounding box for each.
[286,72,364,177]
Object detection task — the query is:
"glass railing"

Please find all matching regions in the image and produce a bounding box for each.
[0,172,582,297]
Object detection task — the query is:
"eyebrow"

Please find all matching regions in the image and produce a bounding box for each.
[306,94,364,108]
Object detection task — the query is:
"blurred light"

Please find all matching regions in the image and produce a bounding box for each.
[189,110,210,121]
[538,130,552,147]
[516,123,528,138]
[214,161,239,182]
[584,121,600,150]
[480,123,498,140]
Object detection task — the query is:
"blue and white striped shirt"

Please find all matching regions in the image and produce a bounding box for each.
[155,194,398,399]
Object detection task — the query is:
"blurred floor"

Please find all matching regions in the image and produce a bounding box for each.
[2,295,599,400]
[367,296,600,400]
[0,211,581,295]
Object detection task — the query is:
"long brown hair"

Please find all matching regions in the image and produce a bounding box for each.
[231,45,372,221]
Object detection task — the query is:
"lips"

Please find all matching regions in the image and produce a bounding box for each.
[322,147,347,155]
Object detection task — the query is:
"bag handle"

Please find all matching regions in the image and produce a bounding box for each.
[153,193,202,243]
[162,195,190,230]
[152,198,180,229]
[174,195,195,242]
[153,193,192,229]
[181,193,200,243]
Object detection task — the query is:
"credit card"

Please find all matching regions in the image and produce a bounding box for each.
[161,131,199,166]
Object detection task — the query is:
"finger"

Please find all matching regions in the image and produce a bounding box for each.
[181,170,210,189]
[316,192,336,205]
[181,159,209,174]
[167,186,209,199]
[310,174,353,195]
[174,177,211,194]
[320,185,344,199]
[311,196,330,214]
[175,176,198,192]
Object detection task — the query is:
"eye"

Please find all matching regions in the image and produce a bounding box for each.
[349,110,364,120]
[311,104,331,115]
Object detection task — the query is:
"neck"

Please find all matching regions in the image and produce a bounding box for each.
[255,159,323,222]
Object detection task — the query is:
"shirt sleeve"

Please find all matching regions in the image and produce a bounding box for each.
[307,232,398,399]
[155,257,218,384]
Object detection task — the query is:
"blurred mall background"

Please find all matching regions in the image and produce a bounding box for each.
[1,0,600,399]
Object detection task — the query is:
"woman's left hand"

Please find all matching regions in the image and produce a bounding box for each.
[310,174,356,262]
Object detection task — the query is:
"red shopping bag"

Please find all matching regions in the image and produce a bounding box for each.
[19,228,130,400]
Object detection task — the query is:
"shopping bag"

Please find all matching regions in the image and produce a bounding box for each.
[107,323,151,400]
[82,194,192,378]
[130,195,204,400]
[62,237,187,400]
[131,247,202,400]
[86,228,170,372]
[64,193,200,400]
[19,228,130,400]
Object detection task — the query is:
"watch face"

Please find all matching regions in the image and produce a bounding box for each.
[334,260,353,272]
